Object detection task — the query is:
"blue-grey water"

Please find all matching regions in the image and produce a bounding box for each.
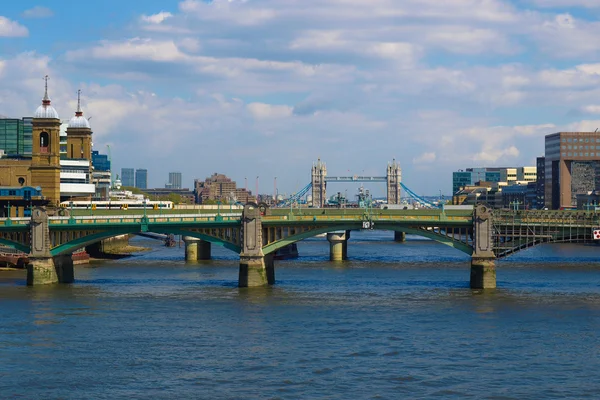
[1,231,600,399]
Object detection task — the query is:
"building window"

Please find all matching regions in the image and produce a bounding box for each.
[562,138,566,142]
[562,153,566,156]
[580,139,584,142]
[585,153,589,156]
[568,138,572,142]
[580,146,584,150]
[580,152,584,156]
[592,153,596,157]
[8,190,16,196]
[568,145,572,149]
[40,132,49,153]
[568,152,572,156]
[562,145,566,149]
[586,139,589,143]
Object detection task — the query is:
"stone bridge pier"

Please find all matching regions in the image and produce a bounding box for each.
[239,203,274,287]
[183,236,211,261]
[27,207,74,286]
[327,231,350,261]
[470,205,496,289]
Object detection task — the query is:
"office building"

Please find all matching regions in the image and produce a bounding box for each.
[0,117,33,157]
[536,157,545,209]
[135,168,148,190]
[166,172,182,189]
[194,173,254,204]
[544,132,600,209]
[121,168,134,187]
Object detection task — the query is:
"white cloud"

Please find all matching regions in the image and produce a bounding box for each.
[140,11,173,24]
[22,6,54,19]
[0,16,28,37]
[247,103,292,120]
[413,152,436,164]
[530,0,600,7]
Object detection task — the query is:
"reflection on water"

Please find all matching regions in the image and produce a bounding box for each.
[1,231,600,398]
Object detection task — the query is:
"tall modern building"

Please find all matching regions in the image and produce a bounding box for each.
[544,132,600,209]
[135,168,148,189]
[121,168,134,187]
[0,117,33,156]
[536,157,545,209]
[452,167,503,194]
[166,172,182,189]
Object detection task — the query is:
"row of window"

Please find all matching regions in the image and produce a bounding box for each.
[562,152,597,157]
[562,138,600,143]
[562,145,600,150]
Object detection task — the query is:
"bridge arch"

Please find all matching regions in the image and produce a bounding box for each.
[50,228,241,256]
[262,224,473,256]
[0,238,29,254]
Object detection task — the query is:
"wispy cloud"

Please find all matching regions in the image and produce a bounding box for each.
[22,6,54,19]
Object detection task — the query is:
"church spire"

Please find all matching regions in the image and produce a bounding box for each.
[42,75,51,105]
[75,89,83,117]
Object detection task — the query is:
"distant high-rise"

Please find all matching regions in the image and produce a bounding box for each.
[135,168,148,189]
[121,168,134,187]
[167,172,182,189]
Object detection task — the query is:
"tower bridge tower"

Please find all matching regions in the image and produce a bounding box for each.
[311,159,327,208]
[386,159,402,205]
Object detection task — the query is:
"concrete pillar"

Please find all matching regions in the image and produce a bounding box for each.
[327,231,349,261]
[470,258,496,289]
[53,254,74,284]
[27,257,58,285]
[183,236,211,261]
[239,255,274,287]
[239,202,272,287]
[394,231,406,242]
[471,204,496,289]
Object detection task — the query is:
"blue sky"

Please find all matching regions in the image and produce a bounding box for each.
[3,0,600,197]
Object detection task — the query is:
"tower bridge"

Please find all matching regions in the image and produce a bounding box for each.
[311,159,401,208]
[1,205,600,290]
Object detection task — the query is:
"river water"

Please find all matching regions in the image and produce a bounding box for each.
[1,231,600,399]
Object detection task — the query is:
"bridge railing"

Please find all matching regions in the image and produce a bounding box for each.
[48,213,242,225]
[0,217,31,226]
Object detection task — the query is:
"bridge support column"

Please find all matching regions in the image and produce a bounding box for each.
[27,257,58,285]
[470,258,496,289]
[394,231,406,242]
[328,231,349,261]
[183,237,212,261]
[239,202,273,287]
[27,206,70,286]
[470,205,496,289]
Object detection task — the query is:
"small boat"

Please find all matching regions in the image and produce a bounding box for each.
[274,243,299,260]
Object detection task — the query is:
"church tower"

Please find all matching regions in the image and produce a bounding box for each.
[66,89,92,160]
[30,75,61,206]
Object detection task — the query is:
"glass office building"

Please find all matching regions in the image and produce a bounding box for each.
[121,168,135,187]
[0,117,33,156]
[135,169,148,189]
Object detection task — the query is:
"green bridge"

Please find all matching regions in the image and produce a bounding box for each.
[1,204,599,289]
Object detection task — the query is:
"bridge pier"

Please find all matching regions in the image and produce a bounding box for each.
[327,231,350,261]
[470,258,496,289]
[183,236,211,261]
[394,231,406,242]
[27,257,58,285]
[239,202,273,287]
[470,205,496,289]
[239,254,274,287]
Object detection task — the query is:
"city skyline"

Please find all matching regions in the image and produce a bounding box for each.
[2,1,600,194]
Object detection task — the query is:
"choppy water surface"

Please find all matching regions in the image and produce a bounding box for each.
[1,231,600,399]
